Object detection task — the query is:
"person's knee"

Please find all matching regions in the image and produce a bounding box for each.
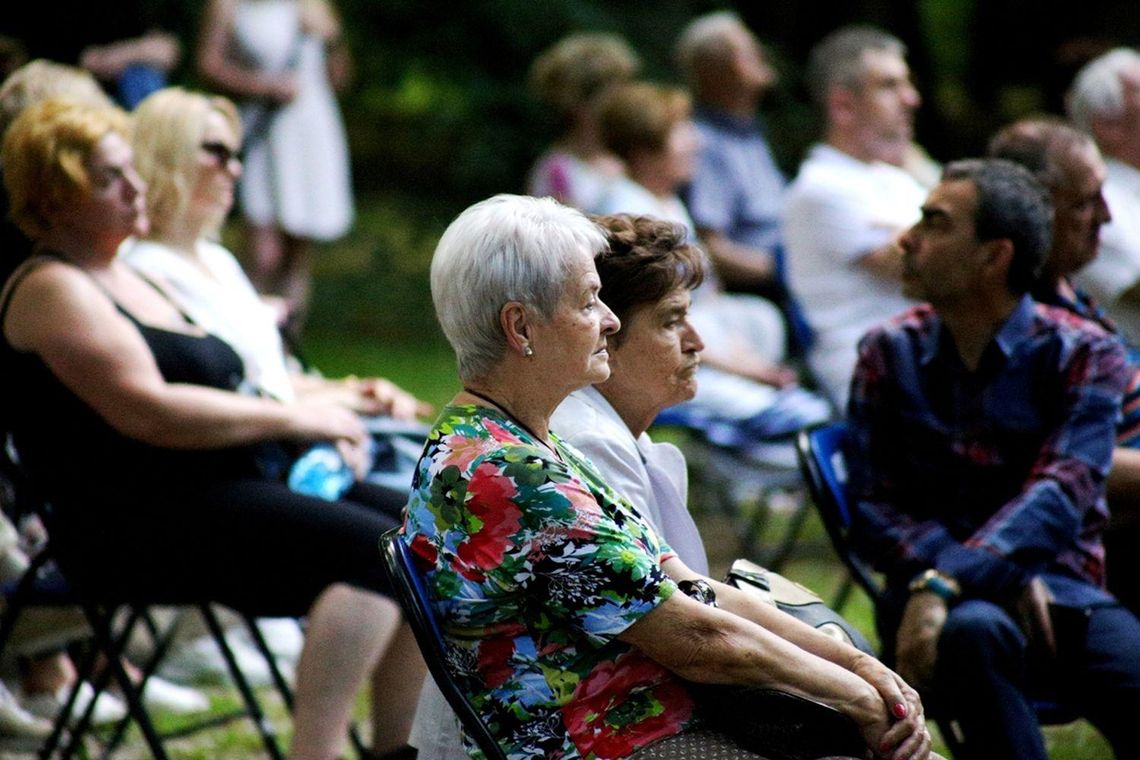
[938,600,1023,669]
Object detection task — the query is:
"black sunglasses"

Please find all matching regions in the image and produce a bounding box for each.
[200,141,242,165]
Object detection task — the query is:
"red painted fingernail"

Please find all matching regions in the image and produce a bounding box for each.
[892,702,908,718]
[880,741,891,753]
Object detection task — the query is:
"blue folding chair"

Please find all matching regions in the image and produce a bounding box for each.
[794,421,1078,755]
[379,529,507,760]
[794,422,880,609]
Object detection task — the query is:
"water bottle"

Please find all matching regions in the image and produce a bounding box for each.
[287,443,354,501]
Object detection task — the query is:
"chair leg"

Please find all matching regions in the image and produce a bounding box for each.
[240,613,294,710]
[200,605,285,760]
[80,603,168,760]
[830,572,855,613]
[100,606,182,756]
[761,492,812,572]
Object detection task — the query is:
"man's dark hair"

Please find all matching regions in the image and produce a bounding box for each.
[591,214,705,346]
[941,158,1052,294]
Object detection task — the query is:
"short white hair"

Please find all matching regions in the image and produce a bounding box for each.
[674,11,748,88]
[430,194,606,382]
[1067,48,1140,133]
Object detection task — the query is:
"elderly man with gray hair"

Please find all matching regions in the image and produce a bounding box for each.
[1067,48,1140,344]
[674,12,784,296]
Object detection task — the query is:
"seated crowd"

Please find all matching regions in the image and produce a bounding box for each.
[0,8,1137,760]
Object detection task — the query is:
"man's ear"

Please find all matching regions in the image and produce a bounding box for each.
[828,85,858,130]
[980,238,1015,285]
[1091,115,1123,157]
[499,301,533,358]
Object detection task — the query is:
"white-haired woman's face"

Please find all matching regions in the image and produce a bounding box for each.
[529,246,621,390]
[189,109,241,224]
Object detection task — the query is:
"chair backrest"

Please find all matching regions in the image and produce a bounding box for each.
[794,422,883,603]
[378,529,507,760]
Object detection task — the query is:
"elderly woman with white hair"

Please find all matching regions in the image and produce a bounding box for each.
[403,195,934,760]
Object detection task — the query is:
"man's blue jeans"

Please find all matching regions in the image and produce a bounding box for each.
[932,598,1140,759]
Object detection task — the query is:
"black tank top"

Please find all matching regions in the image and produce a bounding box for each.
[0,255,259,505]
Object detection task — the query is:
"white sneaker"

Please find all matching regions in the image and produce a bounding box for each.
[23,681,128,727]
[0,680,51,749]
[158,633,273,687]
[250,618,304,666]
[141,675,209,714]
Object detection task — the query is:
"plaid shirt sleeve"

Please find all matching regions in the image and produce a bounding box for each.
[959,328,1128,580]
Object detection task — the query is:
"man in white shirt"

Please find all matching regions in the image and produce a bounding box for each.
[784,26,926,409]
[1067,48,1140,344]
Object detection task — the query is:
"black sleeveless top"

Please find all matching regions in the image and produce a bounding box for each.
[0,255,260,506]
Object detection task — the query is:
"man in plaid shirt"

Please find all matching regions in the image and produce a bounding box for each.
[847,158,1140,759]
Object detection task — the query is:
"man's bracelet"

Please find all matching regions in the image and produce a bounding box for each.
[908,569,961,603]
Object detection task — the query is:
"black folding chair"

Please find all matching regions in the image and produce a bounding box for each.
[379,528,506,760]
[0,438,296,760]
[794,421,1078,755]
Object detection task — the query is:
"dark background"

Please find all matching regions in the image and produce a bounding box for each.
[7,0,1140,207]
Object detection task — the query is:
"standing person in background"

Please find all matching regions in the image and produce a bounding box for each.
[784,26,925,409]
[197,0,354,337]
[525,32,640,211]
[0,0,183,109]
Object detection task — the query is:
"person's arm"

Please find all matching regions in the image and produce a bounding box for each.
[292,374,432,419]
[302,0,352,92]
[785,179,911,285]
[661,556,924,730]
[619,588,930,758]
[957,332,1128,584]
[196,0,296,103]
[698,230,777,288]
[5,262,364,450]
[80,30,181,79]
[856,238,906,281]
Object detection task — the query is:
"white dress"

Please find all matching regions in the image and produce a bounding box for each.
[232,0,353,241]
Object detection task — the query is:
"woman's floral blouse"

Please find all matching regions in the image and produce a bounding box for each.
[402,404,697,759]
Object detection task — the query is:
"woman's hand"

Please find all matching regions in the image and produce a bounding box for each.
[353,377,433,420]
[850,655,931,759]
[288,400,367,446]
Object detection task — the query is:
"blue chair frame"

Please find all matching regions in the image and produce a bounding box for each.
[794,422,881,609]
[379,529,507,760]
[795,421,1078,755]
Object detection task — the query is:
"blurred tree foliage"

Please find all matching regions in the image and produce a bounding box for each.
[328,0,1140,207]
[134,0,1140,209]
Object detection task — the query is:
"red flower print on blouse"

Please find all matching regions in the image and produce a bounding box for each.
[453,461,523,581]
[562,652,693,758]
